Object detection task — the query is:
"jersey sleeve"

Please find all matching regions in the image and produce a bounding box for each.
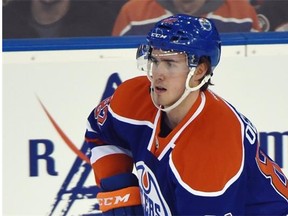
[169,91,288,214]
[85,76,152,186]
[85,95,134,185]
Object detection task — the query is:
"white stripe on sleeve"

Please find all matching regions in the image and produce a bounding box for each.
[90,145,133,164]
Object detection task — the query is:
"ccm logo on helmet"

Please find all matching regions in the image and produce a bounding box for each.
[98,194,130,206]
[151,33,167,39]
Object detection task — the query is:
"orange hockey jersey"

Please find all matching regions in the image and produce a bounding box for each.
[86,76,288,215]
[112,0,261,36]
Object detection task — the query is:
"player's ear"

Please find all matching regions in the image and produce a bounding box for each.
[194,62,208,80]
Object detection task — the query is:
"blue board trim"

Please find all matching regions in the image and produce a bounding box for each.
[3,32,288,52]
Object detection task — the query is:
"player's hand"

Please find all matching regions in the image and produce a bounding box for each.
[97,173,144,216]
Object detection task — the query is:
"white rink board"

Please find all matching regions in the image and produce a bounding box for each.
[3,44,288,216]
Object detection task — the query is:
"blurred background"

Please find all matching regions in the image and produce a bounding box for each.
[2,0,288,39]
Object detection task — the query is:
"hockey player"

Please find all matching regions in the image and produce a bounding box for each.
[85,14,288,215]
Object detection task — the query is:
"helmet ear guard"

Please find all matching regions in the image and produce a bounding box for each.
[187,54,199,68]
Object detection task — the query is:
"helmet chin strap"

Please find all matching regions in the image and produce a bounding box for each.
[148,68,211,112]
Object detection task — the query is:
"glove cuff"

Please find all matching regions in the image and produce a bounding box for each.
[100,173,139,191]
[97,186,142,212]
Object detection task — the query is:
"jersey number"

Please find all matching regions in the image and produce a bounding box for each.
[94,97,111,126]
[256,147,288,200]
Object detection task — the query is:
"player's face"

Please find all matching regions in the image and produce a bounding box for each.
[150,49,189,108]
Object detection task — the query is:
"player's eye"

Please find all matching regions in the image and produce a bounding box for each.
[150,57,159,65]
[165,61,173,67]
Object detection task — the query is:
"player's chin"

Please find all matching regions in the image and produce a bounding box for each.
[154,98,169,108]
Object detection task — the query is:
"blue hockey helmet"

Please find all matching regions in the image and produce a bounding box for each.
[136,14,222,112]
[138,14,221,68]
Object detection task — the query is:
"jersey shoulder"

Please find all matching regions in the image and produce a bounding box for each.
[171,90,245,194]
[119,0,166,20]
[110,76,156,121]
[215,0,258,18]
[112,0,167,35]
